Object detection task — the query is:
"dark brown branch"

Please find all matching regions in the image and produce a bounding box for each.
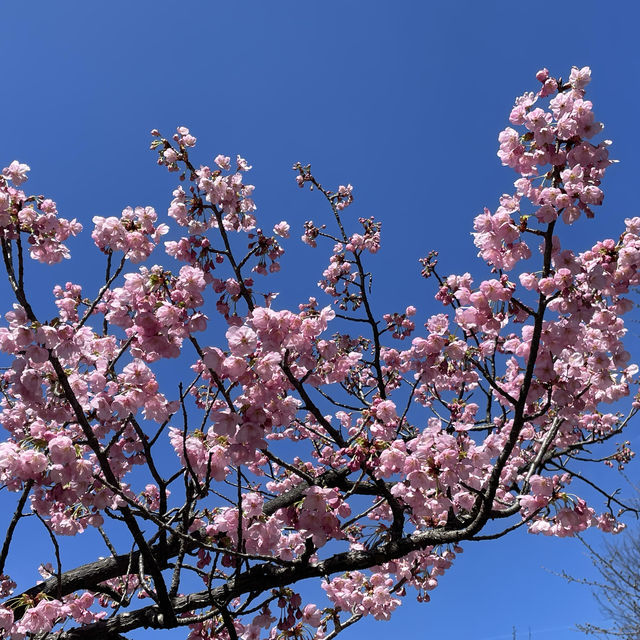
[0,479,33,575]
[54,523,486,638]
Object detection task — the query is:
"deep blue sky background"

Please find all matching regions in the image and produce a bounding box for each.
[1,2,640,638]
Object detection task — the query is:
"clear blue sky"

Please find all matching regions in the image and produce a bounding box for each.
[1,2,640,638]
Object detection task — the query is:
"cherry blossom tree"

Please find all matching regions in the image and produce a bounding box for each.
[0,66,638,639]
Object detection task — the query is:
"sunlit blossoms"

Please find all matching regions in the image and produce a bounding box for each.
[0,69,636,640]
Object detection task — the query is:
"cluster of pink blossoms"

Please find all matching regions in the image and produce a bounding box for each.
[0,68,637,640]
[103,264,209,361]
[92,206,169,263]
[0,164,82,264]
[477,67,611,271]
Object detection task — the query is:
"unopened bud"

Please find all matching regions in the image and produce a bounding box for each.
[536,68,549,83]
